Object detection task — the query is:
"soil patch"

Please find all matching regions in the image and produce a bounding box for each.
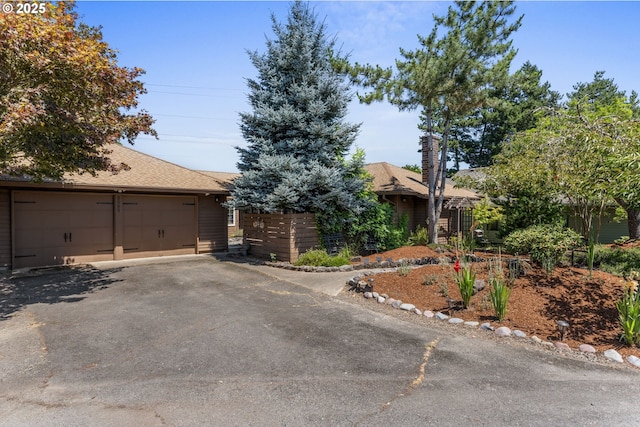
[362,245,639,359]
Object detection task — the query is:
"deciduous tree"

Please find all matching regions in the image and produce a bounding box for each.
[0,1,156,180]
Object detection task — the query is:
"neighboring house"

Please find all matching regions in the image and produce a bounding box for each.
[365,162,481,243]
[455,167,628,244]
[197,171,243,236]
[0,144,232,270]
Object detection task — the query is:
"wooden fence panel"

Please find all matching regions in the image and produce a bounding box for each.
[243,213,318,263]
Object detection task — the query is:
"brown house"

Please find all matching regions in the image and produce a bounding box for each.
[0,144,232,270]
[365,162,480,243]
[197,171,243,236]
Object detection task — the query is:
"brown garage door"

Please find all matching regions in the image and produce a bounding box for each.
[13,191,115,269]
[122,195,196,258]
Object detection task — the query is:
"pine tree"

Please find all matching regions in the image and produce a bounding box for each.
[230,1,366,234]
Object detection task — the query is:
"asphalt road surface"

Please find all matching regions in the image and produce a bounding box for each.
[1,256,639,426]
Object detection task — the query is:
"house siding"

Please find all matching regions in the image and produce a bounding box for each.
[197,194,228,253]
[0,190,10,270]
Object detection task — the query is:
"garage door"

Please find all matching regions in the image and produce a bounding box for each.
[122,195,196,258]
[13,191,115,269]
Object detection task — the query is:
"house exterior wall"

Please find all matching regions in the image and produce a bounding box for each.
[0,190,11,270]
[566,206,628,244]
[197,194,229,253]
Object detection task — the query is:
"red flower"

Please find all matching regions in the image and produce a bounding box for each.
[454,258,461,273]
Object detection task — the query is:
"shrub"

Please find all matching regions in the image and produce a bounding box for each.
[294,248,351,267]
[594,246,640,277]
[503,224,582,273]
[408,225,429,246]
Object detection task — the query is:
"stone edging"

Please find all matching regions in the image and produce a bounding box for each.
[345,272,640,369]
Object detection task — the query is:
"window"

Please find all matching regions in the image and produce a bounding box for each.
[227,208,236,226]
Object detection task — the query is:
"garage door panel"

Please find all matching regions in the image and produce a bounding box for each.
[122,195,195,258]
[13,191,114,269]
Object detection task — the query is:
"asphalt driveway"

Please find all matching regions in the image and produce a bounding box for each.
[1,256,639,426]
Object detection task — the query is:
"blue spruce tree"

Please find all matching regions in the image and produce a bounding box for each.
[230,1,367,235]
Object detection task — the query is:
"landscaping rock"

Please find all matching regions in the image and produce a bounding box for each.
[604,349,623,363]
[363,292,373,299]
[481,323,494,331]
[579,344,596,353]
[464,321,479,327]
[377,296,386,304]
[372,292,379,298]
[339,265,353,272]
[413,308,422,315]
[626,355,640,368]
[423,310,434,318]
[386,298,396,306]
[449,317,464,324]
[513,330,527,338]
[495,326,511,337]
[473,279,485,294]
[399,303,415,311]
[554,342,571,351]
[435,312,449,320]
[391,300,403,309]
[531,336,543,344]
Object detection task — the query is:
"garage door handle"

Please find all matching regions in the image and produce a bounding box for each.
[161,229,165,238]
[64,232,67,242]
[158,229,161,238]
[69,232,72,242]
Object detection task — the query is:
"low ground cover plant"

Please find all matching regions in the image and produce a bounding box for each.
[294,248,351,267]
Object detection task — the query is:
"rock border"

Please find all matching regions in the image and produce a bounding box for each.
[345,272,639,369]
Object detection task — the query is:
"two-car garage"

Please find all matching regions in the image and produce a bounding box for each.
[0,144,231,271]
[12,191,200,269]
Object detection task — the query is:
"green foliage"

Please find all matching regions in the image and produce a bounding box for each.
[472,196,504,230]
[593,246,640,277]
[343,0,522,244]
[490,277,511,322]
[461,233,477,254]
[402,164,422,174]
[294,248,351,267]
[616,282,640,346]
[487,256,511,321]
[485,71,640,241]
[613,236,631,245]
[0,2,157,180]
[344,198,408,252]
[455,264,476,309]
[503,225,582,273]
[495,192,565,238]
[231,1,366,236]
[452,61,561,168]
[408,225,429,246]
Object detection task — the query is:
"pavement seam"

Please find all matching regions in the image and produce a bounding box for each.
[381,338,441,412]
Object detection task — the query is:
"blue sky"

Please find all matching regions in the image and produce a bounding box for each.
[75,1,640,173]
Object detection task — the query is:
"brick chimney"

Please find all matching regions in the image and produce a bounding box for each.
[421,135,440,187]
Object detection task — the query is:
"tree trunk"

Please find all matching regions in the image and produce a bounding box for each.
[627,207,640,240]
[615,198,640,240]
